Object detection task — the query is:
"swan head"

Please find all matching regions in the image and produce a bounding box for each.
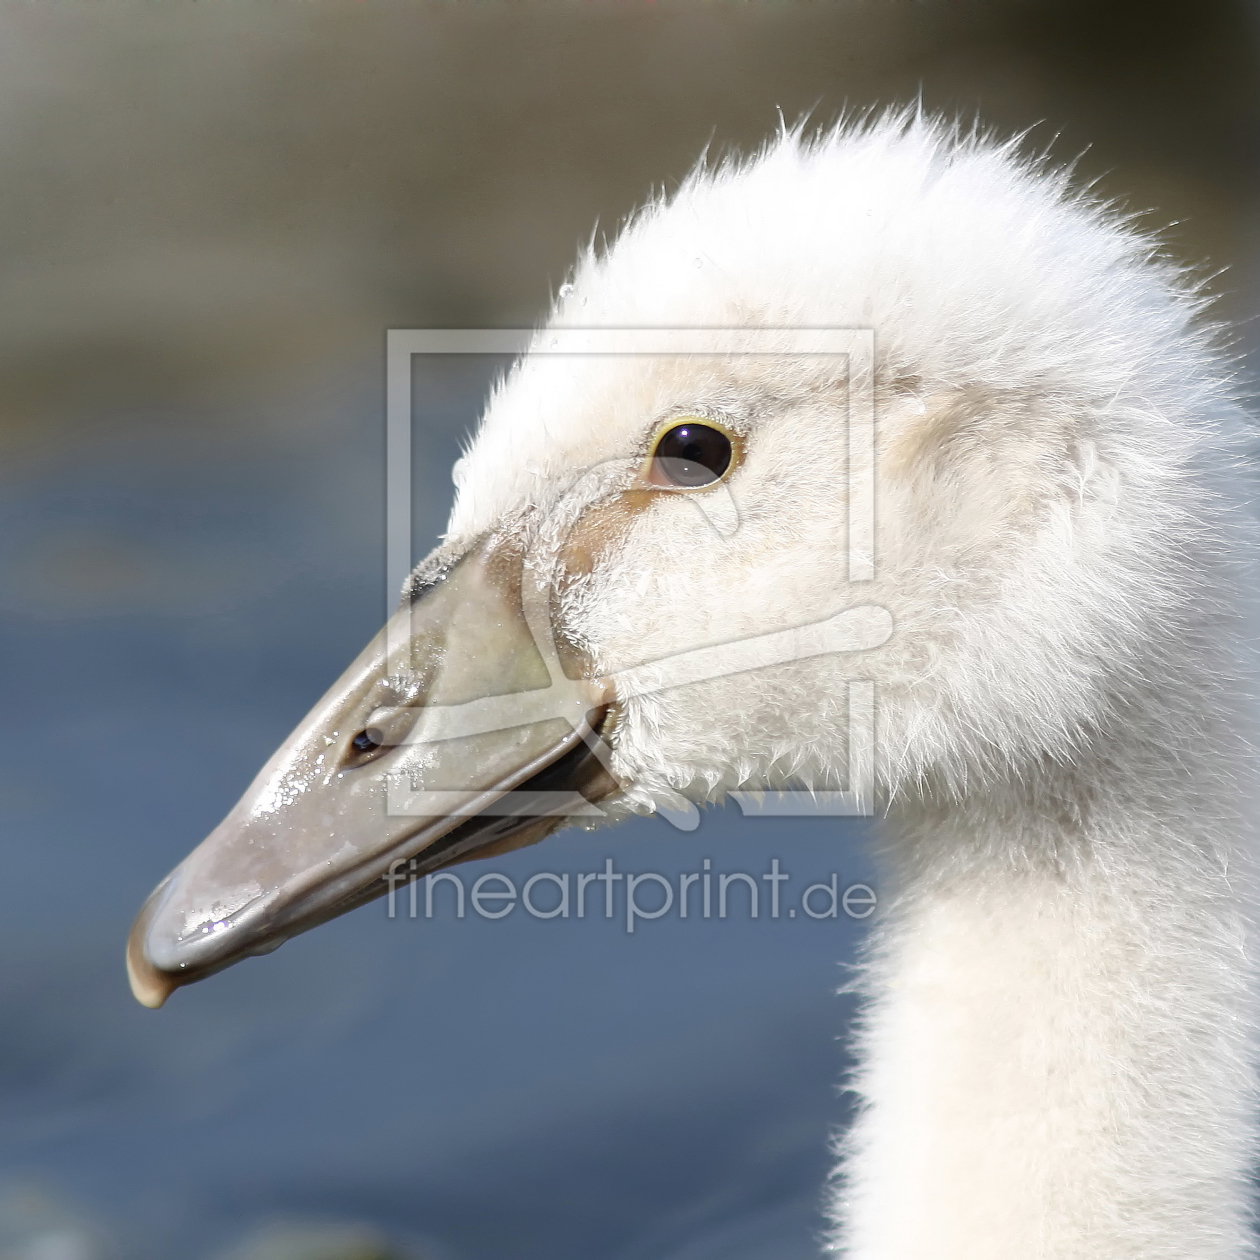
[128,116,1235,1006]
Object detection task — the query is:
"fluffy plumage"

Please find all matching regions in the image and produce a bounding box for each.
[450,117,1260,1258]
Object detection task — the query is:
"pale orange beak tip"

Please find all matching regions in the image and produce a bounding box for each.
[126,923,176,1009]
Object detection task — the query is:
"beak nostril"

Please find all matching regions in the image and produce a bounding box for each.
[351,727,385,754]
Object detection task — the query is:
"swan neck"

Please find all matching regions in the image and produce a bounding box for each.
[836,775,1258,1260]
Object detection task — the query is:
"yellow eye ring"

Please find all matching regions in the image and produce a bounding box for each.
[642,418,739,490]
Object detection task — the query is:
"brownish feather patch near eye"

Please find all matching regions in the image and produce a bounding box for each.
[556,487,657,582]
[548,487,658,681]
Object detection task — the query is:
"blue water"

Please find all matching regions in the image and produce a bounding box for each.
[0,365,877,1259]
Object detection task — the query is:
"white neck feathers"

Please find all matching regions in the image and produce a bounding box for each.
[837,727,1259,1259]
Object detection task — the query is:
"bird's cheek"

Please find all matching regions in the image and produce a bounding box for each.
[549,487,660,674]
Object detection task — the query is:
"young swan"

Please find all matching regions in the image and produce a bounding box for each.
[128,120,1259,1259]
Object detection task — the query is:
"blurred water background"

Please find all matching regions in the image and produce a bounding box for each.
[0,3,1256,1257]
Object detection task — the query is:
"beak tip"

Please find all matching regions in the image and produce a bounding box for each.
[126,914,177,1010]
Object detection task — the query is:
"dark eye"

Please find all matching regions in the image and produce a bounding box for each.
[351,728,384,754]
[647,422,734,489]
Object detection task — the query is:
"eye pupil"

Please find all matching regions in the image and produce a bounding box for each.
[352,728,384,753]
[650,423,733,488]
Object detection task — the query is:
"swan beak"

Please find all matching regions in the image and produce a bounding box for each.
[126,536,614,1008]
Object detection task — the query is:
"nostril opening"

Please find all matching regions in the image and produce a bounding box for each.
[352,728,385,754]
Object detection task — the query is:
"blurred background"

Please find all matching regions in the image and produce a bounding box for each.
[0,2,1256,1257]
